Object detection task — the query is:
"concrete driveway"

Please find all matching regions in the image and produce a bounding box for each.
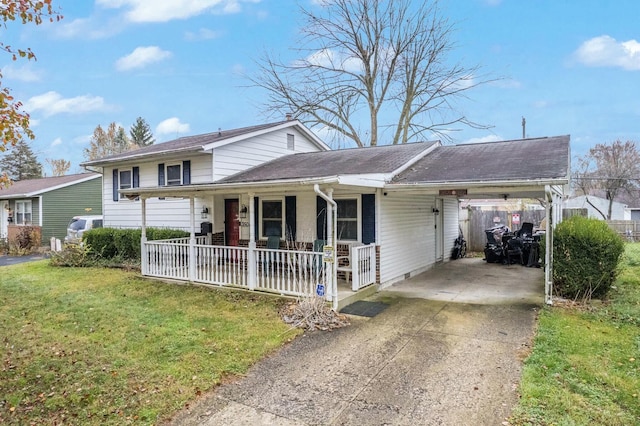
[168,259,543,425]
[0,254,47,267]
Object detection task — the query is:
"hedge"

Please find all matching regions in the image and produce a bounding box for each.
[82,228,190,261]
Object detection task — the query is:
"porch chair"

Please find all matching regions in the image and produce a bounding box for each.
[336,243,362,283]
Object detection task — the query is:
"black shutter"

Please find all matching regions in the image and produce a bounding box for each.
[362,193,376,244]
[182,160,191,185]
[112,169,119,202]
[132,167,140,188]
[316,196,327,241]
[158,163,165,186]
[285,196,296,241]
[254,197,260,239]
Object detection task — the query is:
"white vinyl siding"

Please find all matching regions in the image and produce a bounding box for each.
[378,193,435,286]
[212,128,321,181]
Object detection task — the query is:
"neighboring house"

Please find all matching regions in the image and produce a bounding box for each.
[0,173,102,244]
[563,195,627,220]
[625,207,640,220]
[99,126,569,307]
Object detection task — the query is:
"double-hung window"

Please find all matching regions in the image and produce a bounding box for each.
[166,164,182,186]
[336,198,358,241]
[119,170,132,192]
[261,200,283,238]
[15,200,32,225]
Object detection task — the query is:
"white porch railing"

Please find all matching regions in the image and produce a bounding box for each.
[255,247,326,297]
[351,243,377,291]
[143,238,332,298]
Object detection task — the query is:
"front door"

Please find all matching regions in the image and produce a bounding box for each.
[225,199,239,246]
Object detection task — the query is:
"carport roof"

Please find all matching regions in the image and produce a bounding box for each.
[392,135,570,184]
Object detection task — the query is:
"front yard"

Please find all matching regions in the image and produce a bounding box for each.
[0,261,300,425]
[510,243,640,425]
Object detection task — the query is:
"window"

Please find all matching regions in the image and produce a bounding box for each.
[262,200,283,238]
[15,200,32,225]
[119,170,132,191]
[166,164,182,186]
[336,198,358,241]
[287,133,295,150]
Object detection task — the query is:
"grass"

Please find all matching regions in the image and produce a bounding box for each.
[0,261,301,425]
[509,243,640,425]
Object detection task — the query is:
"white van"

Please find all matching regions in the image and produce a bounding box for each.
[64,215,103,243]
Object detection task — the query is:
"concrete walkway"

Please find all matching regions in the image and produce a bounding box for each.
[168,259,543,425]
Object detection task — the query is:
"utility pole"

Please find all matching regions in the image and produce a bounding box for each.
[521,116,526,139]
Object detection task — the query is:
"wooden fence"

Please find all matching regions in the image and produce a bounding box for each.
[606,220,640,241]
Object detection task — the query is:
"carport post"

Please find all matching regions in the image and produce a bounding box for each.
[141,197,147,276]
[189,197,196,281]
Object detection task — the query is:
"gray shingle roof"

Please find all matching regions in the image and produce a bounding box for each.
[81,121,295,166]
[0,173,100,197]
[393,135,570,184]
[217,142,437,183]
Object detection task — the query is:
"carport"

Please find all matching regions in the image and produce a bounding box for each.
[389,135,570,304]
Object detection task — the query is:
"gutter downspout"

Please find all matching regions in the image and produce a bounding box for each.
[314,184,337,311]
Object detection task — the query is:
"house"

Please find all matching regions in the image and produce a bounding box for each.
[92,123,570,307]
[563,195,627,220]
[0,173,102,244]
[81,120,329,234]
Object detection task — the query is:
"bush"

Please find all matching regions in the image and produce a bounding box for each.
[50,242,92,267]
[553,216,624,300]
[8,226,40,255]
[82,227,189,261]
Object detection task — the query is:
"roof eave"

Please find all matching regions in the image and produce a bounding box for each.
[80,146,207,167]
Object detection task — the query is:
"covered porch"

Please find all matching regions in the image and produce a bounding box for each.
[131,182,379,310]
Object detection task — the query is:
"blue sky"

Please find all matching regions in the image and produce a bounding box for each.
[2,0,639,174]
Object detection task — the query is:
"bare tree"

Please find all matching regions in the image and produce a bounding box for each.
[83,122,136,162]
[46,158,71,176]
[573,140,640,219]
[251,0,490,147]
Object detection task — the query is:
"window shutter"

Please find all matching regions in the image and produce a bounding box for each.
[254,197,260,239]
[158,163,165,186]
[132,167,140,188]
[182,160,191,185]
[285,196,296,241]
[316,196,327,241]
[112,169,119,202]
[362,194,376,244]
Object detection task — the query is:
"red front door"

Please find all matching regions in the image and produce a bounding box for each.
[225,199,240,246]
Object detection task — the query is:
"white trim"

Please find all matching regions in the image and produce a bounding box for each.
[38,195,43,226]
[260,197,285,240]
[164,163,183,186]
[335,196,360,242]
[14,199,33,225]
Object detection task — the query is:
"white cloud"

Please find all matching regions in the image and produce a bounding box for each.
[573,35,640,71]
[184,28,222,41]
[300,48,362,73]
[24,91,110,117]
[156,117,190,136]
[115,46,172,71]
[97,0,259,23]
[462,134,503,144]
[51,138,62,147]
[52,17,127,39]
[1,64,42,82]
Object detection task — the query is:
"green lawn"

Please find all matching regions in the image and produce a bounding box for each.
[0,261,300,425]
[510,243,640,425]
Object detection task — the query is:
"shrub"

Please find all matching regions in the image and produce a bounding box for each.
[50,243,92,267]
[553,216,624,300]
[82,227,189,261]
[8,226,40,255]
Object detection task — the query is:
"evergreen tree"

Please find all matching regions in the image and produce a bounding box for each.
[129,117,155,147]
[0,139,43,181]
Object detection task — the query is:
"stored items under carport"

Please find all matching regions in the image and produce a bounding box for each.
[483,223,542,267]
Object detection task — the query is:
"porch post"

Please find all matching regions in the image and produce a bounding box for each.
[189,196,196,281]
[247,193,256,290]
[544,185,553,305]
[141,197,148,276]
